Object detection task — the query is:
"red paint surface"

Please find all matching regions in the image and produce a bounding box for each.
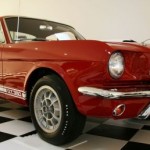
[0,16,150,119]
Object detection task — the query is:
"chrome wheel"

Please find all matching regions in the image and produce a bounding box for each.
[34,85,62,133]
[30,75,86,145]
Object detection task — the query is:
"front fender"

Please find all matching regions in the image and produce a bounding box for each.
[24,61,81,106]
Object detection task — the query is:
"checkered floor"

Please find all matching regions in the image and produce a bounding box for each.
[0,100,150,150]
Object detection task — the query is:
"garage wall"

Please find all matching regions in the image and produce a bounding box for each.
[0,0,150,42]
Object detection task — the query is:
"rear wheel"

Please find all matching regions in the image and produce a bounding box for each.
[30,74,86,145]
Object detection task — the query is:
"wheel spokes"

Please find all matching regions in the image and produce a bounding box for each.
[34,85,62,133]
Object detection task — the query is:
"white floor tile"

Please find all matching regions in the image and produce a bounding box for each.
[64,134,127,150]
[0,99,150,150]
[0,138,34,150]
[0,102,23,109]
[104,118,143,129]
[128,118,150,126]
[0,110,30,119]
[0,120,35,136]
[16,135,64,150]
[0,136,64,150]
[130,130,150,144]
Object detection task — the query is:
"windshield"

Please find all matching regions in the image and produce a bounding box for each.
[5,17,84,42]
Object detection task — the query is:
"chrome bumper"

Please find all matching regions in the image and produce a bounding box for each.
[78,87,150,99]
[138,104,150,119]
[78,86,150,119]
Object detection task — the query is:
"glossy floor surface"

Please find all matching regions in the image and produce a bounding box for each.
[0,100,150,150]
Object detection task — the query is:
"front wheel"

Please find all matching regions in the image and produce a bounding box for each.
[30,74,86,145]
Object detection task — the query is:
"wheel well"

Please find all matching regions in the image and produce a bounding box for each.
[25,68,60,104]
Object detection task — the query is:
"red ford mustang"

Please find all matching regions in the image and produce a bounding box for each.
[0,16,150,145]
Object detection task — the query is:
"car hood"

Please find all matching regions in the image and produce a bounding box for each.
[4,40,150,62]
[106,41,150,53]
[4,40,113,61]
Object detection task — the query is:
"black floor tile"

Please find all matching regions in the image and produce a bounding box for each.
[17,107,30,111]
[87,124,138,140]
[0,132,16,142]
[0,107,11,112]
[0,100,9,104]
[0,99,150,149]
[19,116,32,123]
[0,116,13,123]
[20,130,37,137]
[142,125,150,131]
[121,141,150,150]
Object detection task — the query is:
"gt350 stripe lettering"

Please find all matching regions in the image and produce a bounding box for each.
[0,85,26,100]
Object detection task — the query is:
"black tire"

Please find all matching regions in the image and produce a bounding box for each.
[30,74,86,145]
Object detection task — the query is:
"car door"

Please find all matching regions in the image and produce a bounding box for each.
[2,43,30,104]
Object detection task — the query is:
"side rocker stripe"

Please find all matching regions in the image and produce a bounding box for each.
[0,85,26,100]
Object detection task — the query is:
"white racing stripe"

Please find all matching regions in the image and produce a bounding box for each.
[0,85,26,100]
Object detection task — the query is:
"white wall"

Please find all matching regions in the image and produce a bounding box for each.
[0,0,150,42]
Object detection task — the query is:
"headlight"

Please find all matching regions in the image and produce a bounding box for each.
[108,52,124,79]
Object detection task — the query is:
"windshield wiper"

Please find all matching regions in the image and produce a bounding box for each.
[32,38,48,41]
[14,38,48,42]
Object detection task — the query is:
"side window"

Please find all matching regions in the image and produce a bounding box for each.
[46,32,77,41]
[10,31,36,41]
[0,23,5,43]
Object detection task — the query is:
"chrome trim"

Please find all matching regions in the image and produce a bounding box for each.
[0,22,6,44]
[113,104,126,116]
[78,86,150,99]
[3,18,12,43]
[138,104,150,119]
